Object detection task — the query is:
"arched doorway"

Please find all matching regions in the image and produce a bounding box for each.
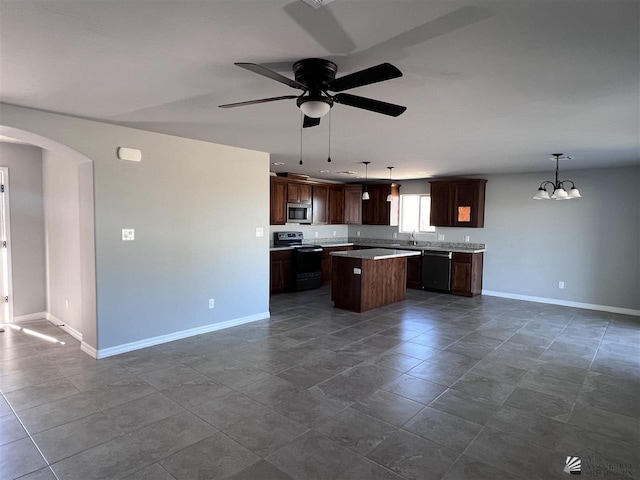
[0,125,97,355]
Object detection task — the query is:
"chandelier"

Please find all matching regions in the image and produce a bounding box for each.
[533,153,582,200]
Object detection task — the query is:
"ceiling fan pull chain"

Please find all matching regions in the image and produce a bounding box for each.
[299,111,304,165]
[327,110,332,163]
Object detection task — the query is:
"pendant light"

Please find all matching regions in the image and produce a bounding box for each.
[362,162,370,200]
[533,153,581,200]
[327,110,332,163]
[386,166,394,202]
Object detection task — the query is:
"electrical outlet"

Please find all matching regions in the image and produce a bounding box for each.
[255,227,264,237]
[393,232,398,239]
[356,231,361,237]
[122,229,135,241]
[558,281,565,289]
[464,235,470,242]
[333,231,337,236]
[315,231,319,238]
[437,234,445,241]
[65,298,69,309]
[208,298,215,309]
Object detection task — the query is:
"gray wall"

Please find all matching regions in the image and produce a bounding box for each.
[1,104,270,352]
[42,150,86,334]
[349,167,640,312]
[0,143,46,316]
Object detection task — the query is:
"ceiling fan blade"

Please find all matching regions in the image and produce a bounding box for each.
[283,1,356,55]
[333,93,406,117]
[328,63,403,92]
[218,95,298,108]
[303,116,321,128]
[235,63,306,90]
[351,6,492,64]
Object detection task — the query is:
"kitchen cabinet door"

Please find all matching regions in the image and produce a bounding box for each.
[344,185,362,225]
[288,182,312,204]
[451,252,483,297]
[429,182,453,227]
[312,185,329,225]
[453,180,487,227]
[270,250,293,294]
[270,178,287,225]
[328,185,345,224]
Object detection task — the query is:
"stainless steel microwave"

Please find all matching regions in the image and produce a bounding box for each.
[287,203,313,224]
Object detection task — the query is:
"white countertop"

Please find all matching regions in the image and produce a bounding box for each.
[330,248,422,260]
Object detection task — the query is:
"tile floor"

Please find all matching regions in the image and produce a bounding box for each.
[1,287,639,480]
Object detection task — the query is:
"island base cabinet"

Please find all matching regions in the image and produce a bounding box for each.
[451,252,483,297]
[331,256,407,312]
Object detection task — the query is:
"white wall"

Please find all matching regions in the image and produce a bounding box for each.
[42,150,85,334]
[1,104,271,355]
[0,143,46,317]
[349,168,640,312]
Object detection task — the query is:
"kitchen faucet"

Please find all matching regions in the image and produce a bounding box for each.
[411,231,417,246]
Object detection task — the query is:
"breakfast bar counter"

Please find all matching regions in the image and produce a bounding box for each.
[330,248,421,312]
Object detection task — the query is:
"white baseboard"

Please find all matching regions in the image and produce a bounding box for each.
[94,311,270,359]
[81,342,98,359]
[482,290,640,317]
[45,313,83,342]
[14,312,47,322]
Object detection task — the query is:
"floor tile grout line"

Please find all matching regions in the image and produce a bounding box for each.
[0,387,61,480]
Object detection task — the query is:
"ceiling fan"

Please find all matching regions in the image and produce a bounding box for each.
[218,58,407,128]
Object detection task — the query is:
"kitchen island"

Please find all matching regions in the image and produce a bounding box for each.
[330,248,421,312]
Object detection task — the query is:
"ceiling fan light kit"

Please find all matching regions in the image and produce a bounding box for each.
[533,153,581,201]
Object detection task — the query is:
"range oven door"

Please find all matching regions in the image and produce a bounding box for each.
[294,247,323,291]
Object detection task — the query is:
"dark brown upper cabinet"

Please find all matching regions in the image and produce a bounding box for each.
[287,182,312,204]
[312,184,329,225]
[344,185,362,225]
[362,183,400,226]
[270,177,287,225]
[429,179,487,228]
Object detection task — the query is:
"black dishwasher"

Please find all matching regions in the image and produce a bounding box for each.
[421,250,452,292]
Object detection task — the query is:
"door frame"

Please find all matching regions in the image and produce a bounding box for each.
[0,166,14,323]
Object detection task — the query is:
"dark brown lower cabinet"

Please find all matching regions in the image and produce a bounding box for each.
[451,252,483,297]
[406,256,422,290]
[270,250,293,294]
[321,246,353,284]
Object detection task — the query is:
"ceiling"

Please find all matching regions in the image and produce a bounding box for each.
[1,0,638,182]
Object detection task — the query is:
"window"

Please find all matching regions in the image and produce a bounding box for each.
[400,194,435,233]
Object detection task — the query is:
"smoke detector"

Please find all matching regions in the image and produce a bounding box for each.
[301,0,337,8]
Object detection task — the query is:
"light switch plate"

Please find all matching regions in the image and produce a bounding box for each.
[353,268,362,275]
[256,227,264,237]
[437,234,445,241]
[122,229,135,241]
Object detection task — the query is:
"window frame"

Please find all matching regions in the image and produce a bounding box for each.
[399,194,436,233]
